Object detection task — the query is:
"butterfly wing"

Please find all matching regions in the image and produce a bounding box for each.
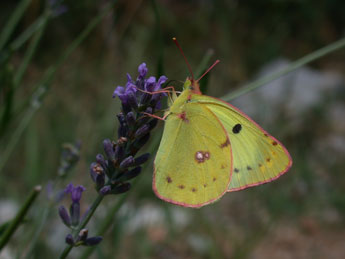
[190,94,292,191]
[153,103,232,208]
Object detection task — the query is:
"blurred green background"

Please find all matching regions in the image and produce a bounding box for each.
[0,0,345,258]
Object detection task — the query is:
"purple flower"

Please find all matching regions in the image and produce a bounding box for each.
[112,63,168,112]
[138,63,148,79]
[65,183,86,203]
[112,85,137,102]
[145,76,156,92]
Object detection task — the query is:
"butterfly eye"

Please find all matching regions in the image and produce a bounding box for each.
[232,124,242,134]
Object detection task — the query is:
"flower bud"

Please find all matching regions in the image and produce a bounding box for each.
[140,93,151,105]
[145,107,153,114]
[119,156,135,169]
[126,111,136,127]
[121,99,131,114]
[117,113,126,124]
[78,229,88,242]
[127,92,138,110]
[89,164,98,179]
[110,183,131,194]
[135,124,150,138]
[65,234,74,245]
[114,145,125,162]
[134,153,150,166]
[132,133,150,150]
[58,206,71,227]
[117,137,128,145]
[118,166,142,181]
[103,139,115,160]
[95,173,105,189]
[99,185,112,195]
[96,154,107,169]
[118,123,129,138]
[84,236,103,246]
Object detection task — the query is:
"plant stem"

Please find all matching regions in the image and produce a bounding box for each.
[79,133,162,259]
[0,103,39,176]
[0,0,32,52]
[0,1,117,174]
[222,36,345,101]
[60,194,104,259]
[0,10,49,138]
[0,185,42,250]
[13,12,48,88]
[79,193,128,259]
[10,14,47,51]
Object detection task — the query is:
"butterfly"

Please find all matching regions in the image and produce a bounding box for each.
[153,40,292,208]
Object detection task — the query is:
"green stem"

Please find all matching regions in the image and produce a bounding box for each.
[21,176,63,258]
[13,12,48,88]
[79,194,128,259]
[60,194,105,259]
[0,102,39,175]
[0,185,41,250]
[0,11,48,138]
[0,0,32,52]
[0,1,117,174]
[79,134,162,259]
[10,14,47,52]
[222,36,345,101]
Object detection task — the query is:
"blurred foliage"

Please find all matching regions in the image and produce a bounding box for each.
[0,0,345,258]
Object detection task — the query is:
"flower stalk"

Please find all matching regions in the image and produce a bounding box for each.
[0,185,42,251]
[59,63,168,258]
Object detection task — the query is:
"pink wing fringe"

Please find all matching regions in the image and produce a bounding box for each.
[207,95,293,192]
[152,105,234,208]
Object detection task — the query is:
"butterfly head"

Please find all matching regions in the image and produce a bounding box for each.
[183,77,201,94]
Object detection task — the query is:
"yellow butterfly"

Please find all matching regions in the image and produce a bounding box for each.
[153,41,292,208]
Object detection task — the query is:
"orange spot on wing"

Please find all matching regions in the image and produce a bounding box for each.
[166,176,172,183]
[220,138,230,148]
[177,111,189,122]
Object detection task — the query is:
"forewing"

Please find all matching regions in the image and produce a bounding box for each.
[191,94,292,191]
[153,104,232,207]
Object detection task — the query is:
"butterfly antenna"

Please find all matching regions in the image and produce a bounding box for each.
[196,59,220,83]
[173,37,195,81]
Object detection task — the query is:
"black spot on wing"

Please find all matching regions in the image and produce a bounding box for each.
[232,124,242,134]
